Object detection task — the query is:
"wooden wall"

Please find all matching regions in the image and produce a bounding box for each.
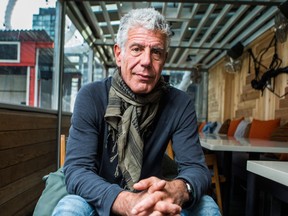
[0,107,71,216]
[208,30,288,124]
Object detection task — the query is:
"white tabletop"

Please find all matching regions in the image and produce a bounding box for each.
[199,133,288,153]
[247,160,288,187]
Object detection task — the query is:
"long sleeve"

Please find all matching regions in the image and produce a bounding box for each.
[63,79,123,216]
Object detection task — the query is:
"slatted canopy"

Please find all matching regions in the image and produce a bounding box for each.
[65,0,285,71]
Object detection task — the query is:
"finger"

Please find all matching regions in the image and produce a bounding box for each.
[133,177,159,191]
[133,181,147,191]
[148,211,163,216]
[131,196,156,214]
[147,180,166,194]
[154,200,182,215]
[134,201,181,216]
[131,210,151,216]
[131,192,161,214]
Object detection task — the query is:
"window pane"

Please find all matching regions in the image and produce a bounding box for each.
[0,42,19,62]
[63,17,105,112]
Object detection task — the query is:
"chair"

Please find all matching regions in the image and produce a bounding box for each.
[166,141,225,214]
[60,134,66,167]
[204,153,226,214]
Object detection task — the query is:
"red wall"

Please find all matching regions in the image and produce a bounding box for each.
[0,41,53,67]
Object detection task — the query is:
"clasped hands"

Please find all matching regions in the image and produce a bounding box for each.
[112,177,189,216]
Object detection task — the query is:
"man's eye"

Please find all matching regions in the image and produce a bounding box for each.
[132,47,140,52]
[152,49,164,60]
[130,47,142,56]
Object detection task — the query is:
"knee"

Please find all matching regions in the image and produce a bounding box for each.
[52,195,95,216]
[196,195,221,216]
[188,195,221,216]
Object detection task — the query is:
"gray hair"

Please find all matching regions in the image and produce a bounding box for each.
[116,8,171,51]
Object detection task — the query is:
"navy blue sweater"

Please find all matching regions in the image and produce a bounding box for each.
[64,77,210,215]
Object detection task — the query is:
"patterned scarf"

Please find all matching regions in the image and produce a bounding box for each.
[104,70,168,190]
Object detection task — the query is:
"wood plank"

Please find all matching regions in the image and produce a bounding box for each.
[235,108,253,118]
[254,34,274,57]
[62,114,72,127]
[279,98,288,109]
[0,111,57,131]
[245,74,255,85]
[275,108,288,123]
[0,166,55,216]
[0,141,56,169]
[0,182,44,216]
[13,198,39,216]
[0,165,55,205]
[223,72,234,120]
[0,128,57,150]
[0,152,56,187]
[209,104,220,113]
[237,100,256,110]
[240,91,260,102]
[208,99,219,113]
[242,83,253,93]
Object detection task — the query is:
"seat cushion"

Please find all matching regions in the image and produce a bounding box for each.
[234,120,250,138]
[213,122,222,134]
[227,117,244,136]
[203,121,218,133]
[249,118,280,140]
[198,122,206,133]
[243,123,251,138]
[218,119,231,134]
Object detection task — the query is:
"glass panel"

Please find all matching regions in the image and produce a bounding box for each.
[62,17,105,112]
[163,69,207,121]
[0,0,56,108]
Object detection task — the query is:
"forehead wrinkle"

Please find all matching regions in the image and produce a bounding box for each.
[129,42,165,50]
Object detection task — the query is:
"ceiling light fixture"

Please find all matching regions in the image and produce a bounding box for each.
[278,0,288,19]
[224,42,244,73]
[227,42,244,60]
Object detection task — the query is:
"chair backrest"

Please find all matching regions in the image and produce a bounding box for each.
[204,153,224,214]
[166,140,174,160]
[60,134,66,167]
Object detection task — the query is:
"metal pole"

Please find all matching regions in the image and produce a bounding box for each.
[53,0,66,168]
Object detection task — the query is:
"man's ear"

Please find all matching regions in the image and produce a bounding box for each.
[114,44,122,67]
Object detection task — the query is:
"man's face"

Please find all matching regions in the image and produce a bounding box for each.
[114,27,167,94]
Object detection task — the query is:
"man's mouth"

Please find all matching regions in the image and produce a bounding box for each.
[134,73,153,82]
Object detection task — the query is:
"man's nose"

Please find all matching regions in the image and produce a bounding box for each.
[141,48,152,67]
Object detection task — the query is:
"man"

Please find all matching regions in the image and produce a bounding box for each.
[53,8,220,216]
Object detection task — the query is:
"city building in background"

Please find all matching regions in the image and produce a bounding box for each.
[33,7,56,40]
